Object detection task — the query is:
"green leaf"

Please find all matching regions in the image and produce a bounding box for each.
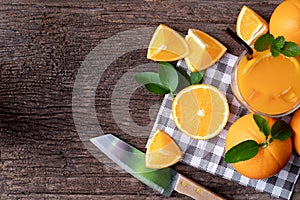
[158,62,178,92]
[271,120,293,141]
[174,66,191,84]
[281,42,300,57]
[274,36,285,49]
[270,36,285,57]
[175,69,191,94]
[254,34,300,58]
[254,34,274,52]
[144,83,170,94]
[253,114,271,137]
[271,45,281,57]
[190,71,204,85]
[134,72,161,85]
[224,140,259,163]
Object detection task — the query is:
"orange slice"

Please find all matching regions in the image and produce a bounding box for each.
[172,84,229,140]
[146,129,182,169]
[147,24,189,61]
[243,51,300,75]
[184,29,227,72]
[236,5,268,45]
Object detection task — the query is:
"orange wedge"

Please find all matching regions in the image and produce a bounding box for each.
[236,5,268,45]
[172,84,229,140]
[184,29,227,72]
[146,129,182,169]
[147,24,189,61]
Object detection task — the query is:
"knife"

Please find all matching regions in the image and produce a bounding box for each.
[90,134,226,200]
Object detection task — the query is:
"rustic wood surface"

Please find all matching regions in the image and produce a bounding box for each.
[0,0,299,199]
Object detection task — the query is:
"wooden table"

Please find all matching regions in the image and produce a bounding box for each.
[1,0,299,199]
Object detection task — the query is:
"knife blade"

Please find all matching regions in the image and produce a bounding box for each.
[90,134,225,200]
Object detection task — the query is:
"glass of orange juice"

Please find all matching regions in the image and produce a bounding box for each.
[231,50,300,117]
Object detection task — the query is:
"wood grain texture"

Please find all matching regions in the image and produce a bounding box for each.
[0,0,299,200]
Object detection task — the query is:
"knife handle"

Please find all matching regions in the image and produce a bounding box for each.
[175,174,226,200]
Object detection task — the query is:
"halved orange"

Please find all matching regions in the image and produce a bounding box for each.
[184,29,227,72]
[145,129,182,169]
[147,24,189,61]
[172,84,229,140]
[236,5,268,45]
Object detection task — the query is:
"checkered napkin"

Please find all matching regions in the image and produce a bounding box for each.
[148,53,300,200]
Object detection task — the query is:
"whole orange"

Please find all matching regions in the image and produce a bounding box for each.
[269,0,300,46]
[225,114,292,179]
[290,108,300,155]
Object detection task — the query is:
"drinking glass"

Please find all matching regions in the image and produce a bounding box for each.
[231,50,300,117]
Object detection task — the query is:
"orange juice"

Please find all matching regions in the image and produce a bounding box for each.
[232,50,300,116]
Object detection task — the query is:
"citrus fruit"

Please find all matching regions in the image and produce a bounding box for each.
[269,0,300,46]
[243,51,300,75]
[184,29,227,72]
[147,24,189,62]
[145,129,182,169]
[236,5,268,45]
[225,114,292,179]
[290,108,300,155]
[172,84,229,140]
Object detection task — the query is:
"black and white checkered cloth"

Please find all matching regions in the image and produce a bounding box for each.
[148,53,300,200]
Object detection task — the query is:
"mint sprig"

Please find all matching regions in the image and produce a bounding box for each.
[281,42,300,57]
[134,62,204,95]
[254,34,300,57]
[224,114,293,163]
[254,34,274,52]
